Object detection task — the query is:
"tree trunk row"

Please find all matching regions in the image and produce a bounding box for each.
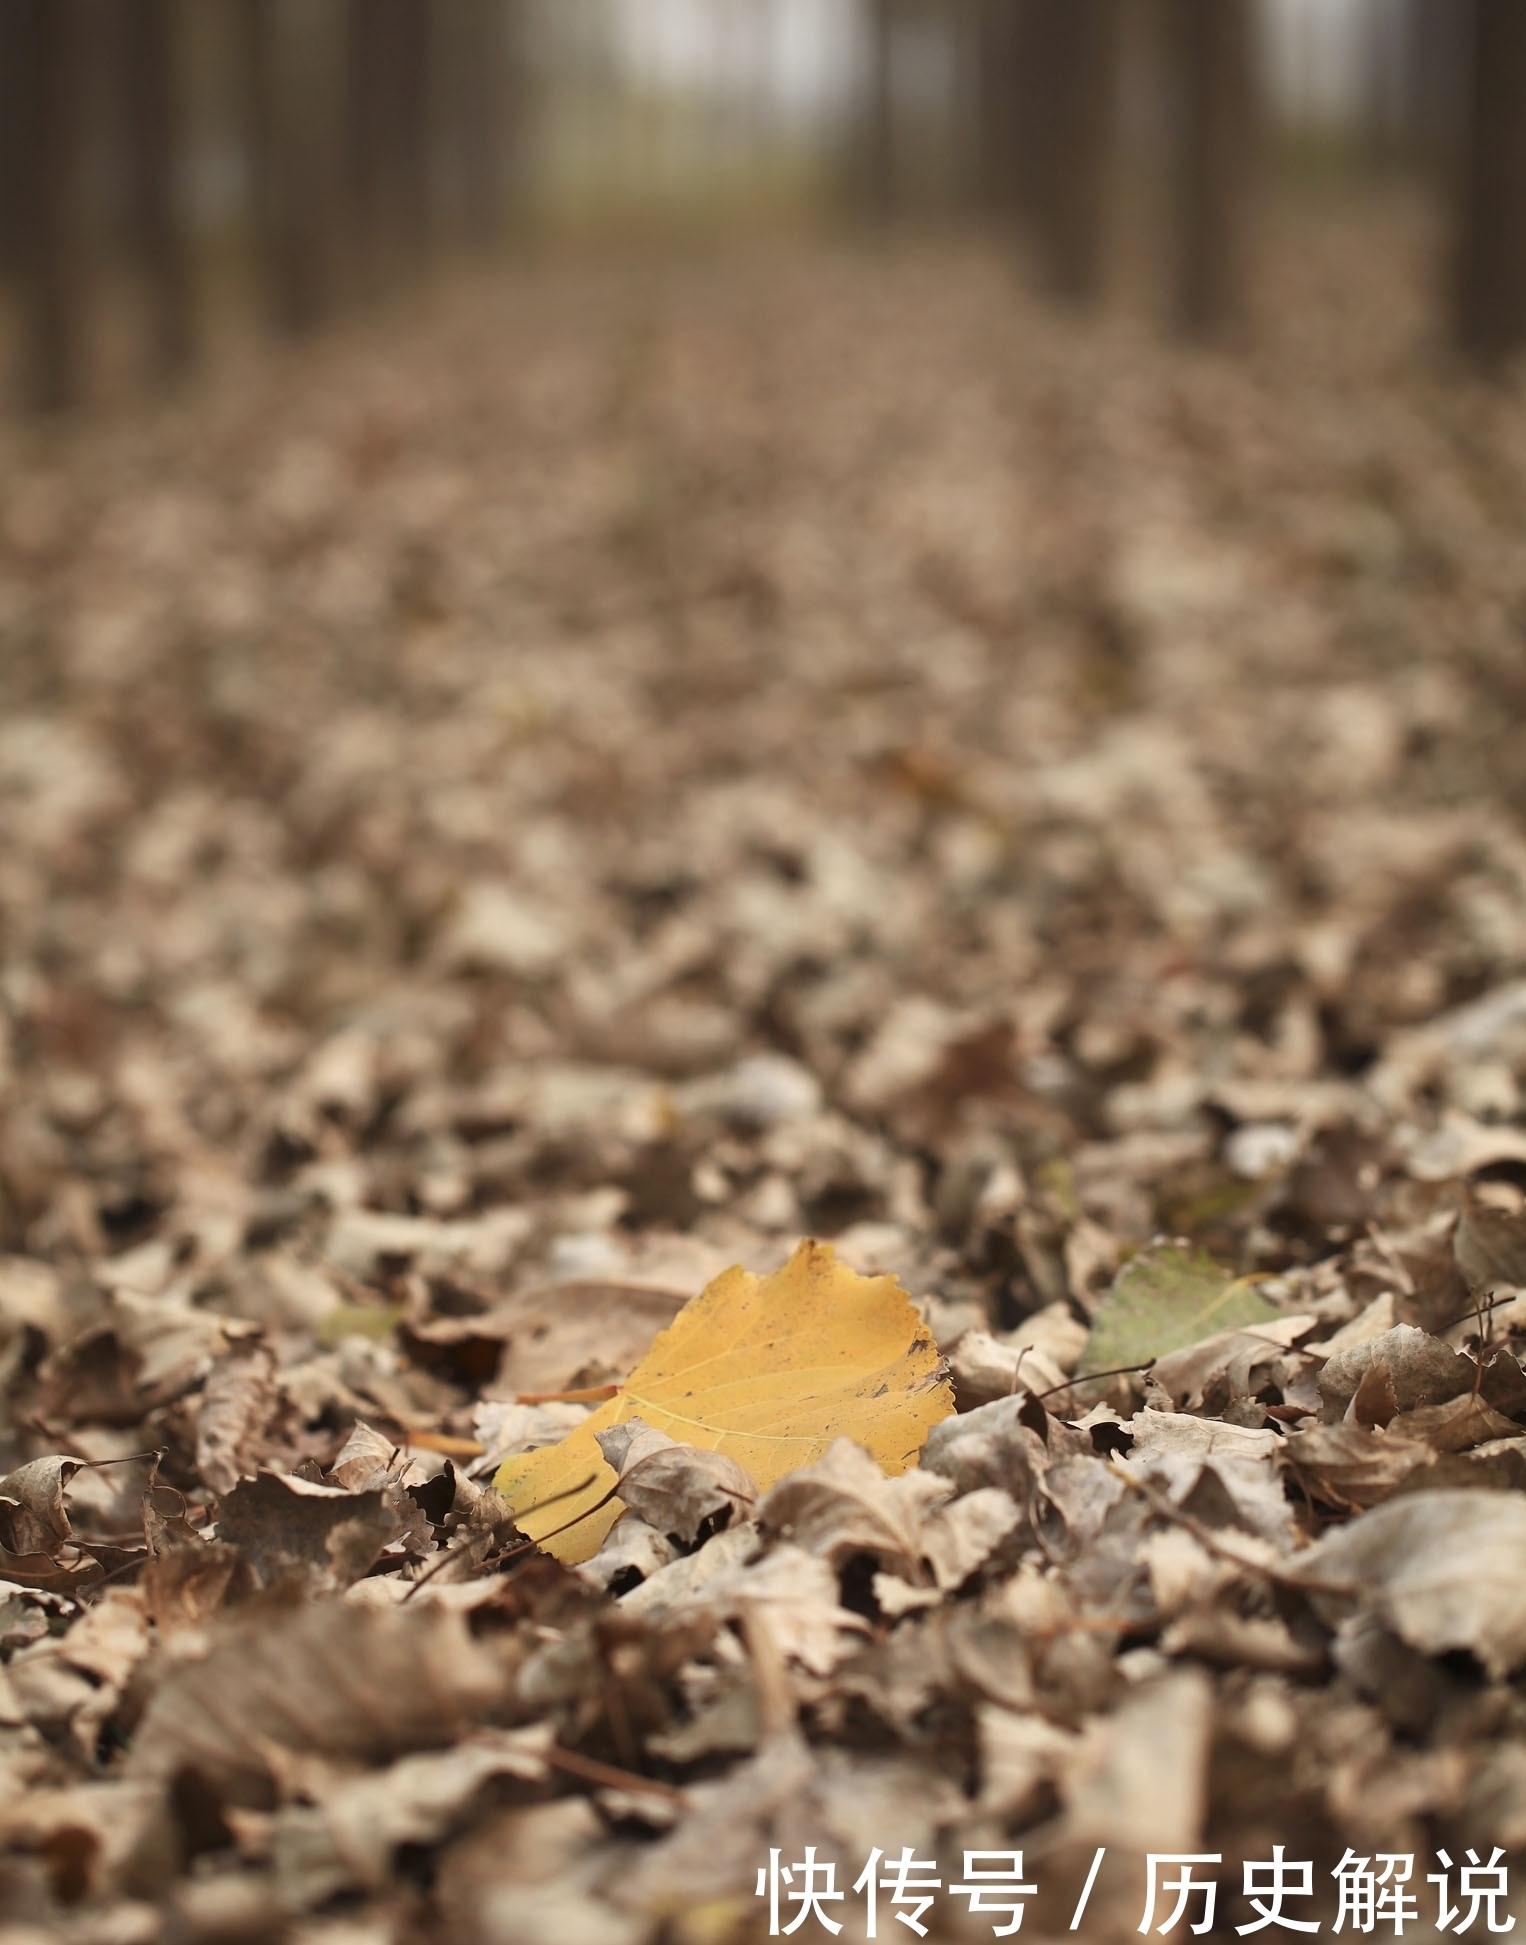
[960,0,1526,365]
[1,0,518,412]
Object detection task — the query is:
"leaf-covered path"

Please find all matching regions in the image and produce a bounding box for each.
[5,209,1526,1941]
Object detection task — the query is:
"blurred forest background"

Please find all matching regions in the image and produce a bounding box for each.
[3,0,1526,412]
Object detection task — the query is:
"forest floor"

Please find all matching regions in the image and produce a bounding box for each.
[6,198,1526,1943]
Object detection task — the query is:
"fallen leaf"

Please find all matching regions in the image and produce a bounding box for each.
[921,1391,1049,1499]
[0,1780,173,1905]
[1283,1423,1435,1511]
[495,1241,952,1564]
[475,1279,689,1398]
[1347,1356,1400,1428]
[577,1514,677,1595]
[1060,1666,1214,1850]
[140,1539,256,1635]
[0,1454,84,1557]
[1317,1324,1474,1423]
[1454,1205,1526,1295]
[6,1588,149,1756]
[1147,1315,1312,1413]
[195,1347,277,1496]
[1299,1489,1526,1678]
[1384,1391,1520,1454]
[126,1599,511,1801]
[1076,1240,1282,1380]
[287,1726,551,1891]
[594,1417,756,1550]
[214,1471,399,1589]
[1126,1408,1281,1463]
[633,1534,870,1676]
[754,1435,1016,1594]
[948,1328,1069,1409]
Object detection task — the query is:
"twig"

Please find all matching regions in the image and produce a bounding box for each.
[1035,1361,1153,1401]
[401,1471,602,1602]
[1107,1459,1359,1599]
[516,1384,621,1405]
[544,1743,688,1807]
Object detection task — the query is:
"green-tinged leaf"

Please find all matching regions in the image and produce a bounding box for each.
[316,1304,405,1350]
[1075,1239,1280,1378]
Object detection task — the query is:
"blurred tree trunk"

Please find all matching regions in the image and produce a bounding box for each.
[862,0,896,221]
[1021,0,1119,303]
[347,0,433,288]
[8,0,87,410]
[1402,0,1466,176]
[393,0,434,264]
[123,0,195,379]
[1162,0,1254,340]
[1453,0,1526,364]
[0,2,25,284]
[238,0,330,335]
[344,0,390,292]
[499,0,530,234]
[442,0,503,251]
[974,0,1021,213]
[1009,0,1050,231]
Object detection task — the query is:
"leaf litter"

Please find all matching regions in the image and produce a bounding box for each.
[6,219,1526,1936]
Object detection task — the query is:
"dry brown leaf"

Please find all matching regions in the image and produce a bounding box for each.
[593,1417,757,1549]
[1299,1489,1526,1678]
[140,1539,256,1635]
[1148,1315,1313,1412]
[126,1599,511,1801]
[1283,1423,1435,1511]
[214,1471,399,1590]
[489,1280,689,1397]
[195,1347,278,1496]
[282,1727,552,1892]
[1318,1324,1475,1423]
[759,1437,947,1569]
[1385,1391,1520,1454]
[495,1241,952,1564]
[0,1455,84,1557]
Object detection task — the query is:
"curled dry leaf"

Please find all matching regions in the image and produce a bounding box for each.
[0,1454,84,1557]
[1299,1489,1526,1679]
[194,1346,278,1496]
[1147,1314,1313,1413]
[758,1436,952,1572]
[495,1241,952,1564]
[1283,1423,1436,1511]
[1386,1391,1520,1454]
[0,1454,106,1592]
[594,1417,756,1549]
[921,1392,1049,1499]
[1317,1324,1475,1423]
[577,1514,677,1595]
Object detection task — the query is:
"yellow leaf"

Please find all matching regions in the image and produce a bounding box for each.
[494,1239,954,1564]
